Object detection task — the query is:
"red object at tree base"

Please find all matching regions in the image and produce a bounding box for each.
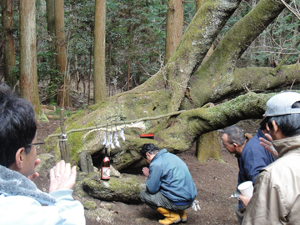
[140,133,154,138]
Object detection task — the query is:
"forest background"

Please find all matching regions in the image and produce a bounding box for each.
[1,0,299,110]
[1,1,300,224]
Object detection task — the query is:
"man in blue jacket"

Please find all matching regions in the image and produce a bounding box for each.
[222,124,275,224]
[140,143,197,225]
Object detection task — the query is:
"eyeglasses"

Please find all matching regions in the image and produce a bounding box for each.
[27,140,45,147]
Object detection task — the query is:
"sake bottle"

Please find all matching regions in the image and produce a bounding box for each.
[101,147,110,180]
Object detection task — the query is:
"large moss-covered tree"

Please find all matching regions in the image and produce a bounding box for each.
[48,0,299,169]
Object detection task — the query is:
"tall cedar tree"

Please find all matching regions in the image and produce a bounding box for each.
[94,0,107,103]
[19,0,41,114]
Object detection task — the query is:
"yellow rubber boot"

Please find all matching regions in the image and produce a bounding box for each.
[179,210,187,222]
[157,207,181,225]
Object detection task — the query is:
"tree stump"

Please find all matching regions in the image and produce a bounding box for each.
[196,130,221,163]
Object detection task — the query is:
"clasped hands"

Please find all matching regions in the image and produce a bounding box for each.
[142,167,149,177]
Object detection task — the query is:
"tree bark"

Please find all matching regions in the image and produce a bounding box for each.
[93,0,106,103]
[46,0,58,102]
[55,0,71,107]
[134,0,241,113]
[19,0,41,114]
[188,0,290,108]
[2,0,16,87]
[46,0,55,35]
[46,0,299,170]
[196,131,221,163]
[164,0,184,64]
[195,0,203,12]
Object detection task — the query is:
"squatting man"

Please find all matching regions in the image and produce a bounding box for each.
[139,143,197,225]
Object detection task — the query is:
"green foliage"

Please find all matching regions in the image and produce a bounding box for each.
[47,106,73,117]
[220,2,300,68]
[3,0,299,99]
[106,0,167,87]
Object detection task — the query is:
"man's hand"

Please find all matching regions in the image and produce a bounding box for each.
[239,195,251,208]
[142,167,149,177]
[259,133,278,158]
[28,158,41,181]
[49,160,77,193]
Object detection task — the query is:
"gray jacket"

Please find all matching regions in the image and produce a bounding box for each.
[242,135,300,225]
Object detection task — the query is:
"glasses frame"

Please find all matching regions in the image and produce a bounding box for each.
[27,140,45,147]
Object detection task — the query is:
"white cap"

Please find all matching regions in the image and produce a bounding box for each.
[264,92,300,117]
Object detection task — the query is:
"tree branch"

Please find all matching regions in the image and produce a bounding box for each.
[189,0,290,107]
[280,0,300,20]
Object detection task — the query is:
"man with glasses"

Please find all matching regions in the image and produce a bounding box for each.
[0,84,85,224]
[140,143,197,225]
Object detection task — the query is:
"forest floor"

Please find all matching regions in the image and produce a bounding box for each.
[34,115,260,225]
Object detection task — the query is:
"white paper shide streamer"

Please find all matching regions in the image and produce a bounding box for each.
[102,132,107,146]
[120,129,125,141]
[114,131,120,147]
[108,132,115,149]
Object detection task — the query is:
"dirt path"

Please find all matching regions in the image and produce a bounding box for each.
[105,147,239,225]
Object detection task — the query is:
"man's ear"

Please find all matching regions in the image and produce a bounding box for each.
[15,147,25,169]
[146,152,150,159]
[266,123,270,132]
[271,120,279,134]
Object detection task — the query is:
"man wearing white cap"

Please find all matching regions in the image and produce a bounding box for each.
[242,91,300,224]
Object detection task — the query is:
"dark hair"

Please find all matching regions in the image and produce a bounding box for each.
[223,125,246,145]
[259,117,268,130]
[266,101,300,137]
[0,84,37,167]
[141,143,159,159]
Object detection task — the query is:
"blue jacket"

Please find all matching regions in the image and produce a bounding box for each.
[0,165,85,225]
[237,128,275,208]
[146,149,197,205]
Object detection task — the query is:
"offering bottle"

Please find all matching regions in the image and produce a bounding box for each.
[101,148,110,180]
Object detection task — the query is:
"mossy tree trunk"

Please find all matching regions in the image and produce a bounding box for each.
[196,131,221,163]
[188,0,290,108]
[93,0,106,103]
[47,0,299,169]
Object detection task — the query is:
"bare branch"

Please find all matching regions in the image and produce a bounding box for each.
[280,0,300,20]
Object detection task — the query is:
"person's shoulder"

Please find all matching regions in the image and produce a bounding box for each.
[260,156,300,186]
[157,149,172,158]
[243,135,263,152]
[245,133,260,145]
[262,155,292,173]
[156,150,183,164]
